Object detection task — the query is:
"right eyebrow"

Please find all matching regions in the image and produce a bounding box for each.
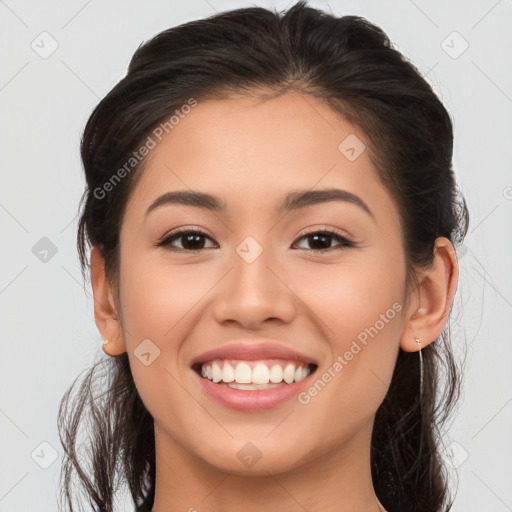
[145,190,225,217]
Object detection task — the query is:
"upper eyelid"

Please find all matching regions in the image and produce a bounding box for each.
[297,225,349,237]
[161,227,349,240]
[158,226,214,242]
[159,226,354,249]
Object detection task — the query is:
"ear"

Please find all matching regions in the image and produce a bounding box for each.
[90,246,127,356]
[400,237,459,352]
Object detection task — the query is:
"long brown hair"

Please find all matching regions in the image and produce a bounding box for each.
[58,2,469,511]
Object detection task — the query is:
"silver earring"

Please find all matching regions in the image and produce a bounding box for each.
[102,339,110,345]
[414,337,423,397]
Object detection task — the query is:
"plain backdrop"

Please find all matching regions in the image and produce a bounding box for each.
[1,0,511,510]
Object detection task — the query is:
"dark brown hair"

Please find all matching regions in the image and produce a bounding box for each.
[58,2,469,511]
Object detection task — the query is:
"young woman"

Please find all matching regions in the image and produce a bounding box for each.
[58,2,469,511]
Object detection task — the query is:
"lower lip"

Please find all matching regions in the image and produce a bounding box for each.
[194,369,315,411]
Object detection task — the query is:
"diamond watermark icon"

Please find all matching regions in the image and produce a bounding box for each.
[237,442,262,468]
[441,31,469,59]
[443,440,469,469]
[134,338,161,366]
[455,243,468,260]
[338,134,366,161]
[31,441,59,469]
[236,236,263,264]
[31,31,59,59]
[32,237,58,263]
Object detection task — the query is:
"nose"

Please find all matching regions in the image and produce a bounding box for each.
[212,242,296,330]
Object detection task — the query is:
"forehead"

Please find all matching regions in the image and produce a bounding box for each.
[123,91,397,226]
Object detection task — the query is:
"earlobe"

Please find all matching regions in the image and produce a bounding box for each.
[90,246,127,356]
[400,237,459,352]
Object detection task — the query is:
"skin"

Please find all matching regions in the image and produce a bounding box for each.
[90,90,459,512]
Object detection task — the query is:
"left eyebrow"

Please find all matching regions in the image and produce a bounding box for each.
[144,187,374,219]
[278,188,374,219]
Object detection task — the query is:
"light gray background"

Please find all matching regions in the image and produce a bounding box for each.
[1,0,511,510]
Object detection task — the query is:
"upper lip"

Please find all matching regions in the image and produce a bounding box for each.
[190,340,319,367]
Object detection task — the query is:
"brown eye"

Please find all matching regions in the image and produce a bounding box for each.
[294,230,355,252]
[157,229,217,252]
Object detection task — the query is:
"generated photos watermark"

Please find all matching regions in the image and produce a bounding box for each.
[93,98,198,200]
[298,301,403,405]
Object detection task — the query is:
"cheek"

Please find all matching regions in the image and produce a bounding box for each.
[118,250,218,341]
[117,253,207,427]
[294,248,405,337]
[293,249,405,399]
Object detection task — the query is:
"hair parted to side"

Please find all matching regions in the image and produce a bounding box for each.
[58,2,469,511]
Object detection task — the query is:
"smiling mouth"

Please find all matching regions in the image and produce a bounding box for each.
[192,359,318,390]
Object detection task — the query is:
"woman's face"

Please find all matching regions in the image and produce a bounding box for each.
[114,91,411,474]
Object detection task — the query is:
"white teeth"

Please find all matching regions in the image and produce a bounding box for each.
[212,362,222,383]
[269,364,283,383]
[234,362,252,383]
[283,363,295,384]
[221,362,235,382]
[252,364,270,384]
[199,360,313,386]
[294,366,308,382]
[225,382,283,390]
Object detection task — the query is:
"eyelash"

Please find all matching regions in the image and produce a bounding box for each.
[155,226,356,254]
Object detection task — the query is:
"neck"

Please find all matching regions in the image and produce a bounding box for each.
[151,421,386,512]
